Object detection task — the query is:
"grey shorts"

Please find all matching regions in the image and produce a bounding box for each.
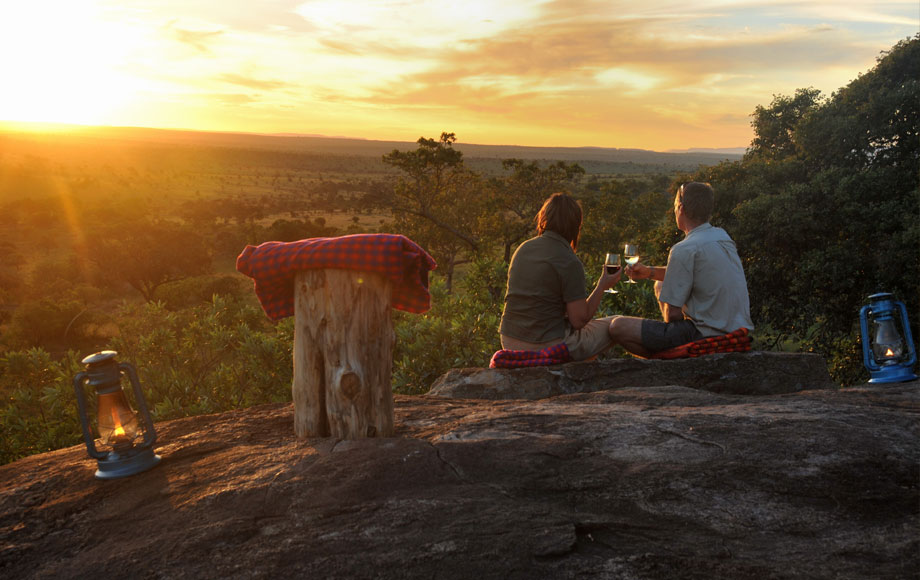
[641,319,703,353]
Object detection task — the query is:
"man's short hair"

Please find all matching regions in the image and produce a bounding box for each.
[536,192,583,251]
[678,182,714,224]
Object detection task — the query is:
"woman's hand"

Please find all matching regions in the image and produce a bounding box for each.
[567,266,622,330]
[599,265,622,290]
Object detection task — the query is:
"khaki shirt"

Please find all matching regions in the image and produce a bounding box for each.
[659,223,754,337]
[500,231,587,343]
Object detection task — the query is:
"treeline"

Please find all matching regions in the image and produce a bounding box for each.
[1,35,917,466]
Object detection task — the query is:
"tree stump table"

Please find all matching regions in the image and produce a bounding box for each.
[235,233,436,441]
[292,269,394,439]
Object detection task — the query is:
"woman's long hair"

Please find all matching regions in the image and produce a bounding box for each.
[535,192,583,252]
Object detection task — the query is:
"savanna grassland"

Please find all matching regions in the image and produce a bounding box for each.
[0,34,916,465]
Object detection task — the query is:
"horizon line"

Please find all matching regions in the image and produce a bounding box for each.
[0,119,749,156]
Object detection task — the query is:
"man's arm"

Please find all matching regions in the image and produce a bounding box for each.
[662,302,685,323]
[626,263,666,282]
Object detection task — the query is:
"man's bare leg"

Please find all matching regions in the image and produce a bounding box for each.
[608,316,654,358]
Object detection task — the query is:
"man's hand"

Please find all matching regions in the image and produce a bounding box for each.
[663,302,685,323]
[625,261,652,280]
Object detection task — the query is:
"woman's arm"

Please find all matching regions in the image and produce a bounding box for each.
[566,268,621,329]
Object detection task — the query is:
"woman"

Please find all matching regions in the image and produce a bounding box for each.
[499,192,620,361]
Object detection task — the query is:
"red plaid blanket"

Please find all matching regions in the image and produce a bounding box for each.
[648,327,751,359]
[490,343,572,368]
[236,234,437,321]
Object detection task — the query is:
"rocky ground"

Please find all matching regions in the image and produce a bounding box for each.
[1,358,917,579]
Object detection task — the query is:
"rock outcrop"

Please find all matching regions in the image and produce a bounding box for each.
[1,359,917,579]
[429,352,835,399]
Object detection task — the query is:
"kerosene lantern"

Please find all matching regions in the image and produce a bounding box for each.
[859,293,918,383]
[73,351,161,479]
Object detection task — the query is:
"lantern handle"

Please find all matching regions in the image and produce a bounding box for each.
[895,301,917,367]
[859,304,879,371]
[72,372,107,460]
[119,362,158,449]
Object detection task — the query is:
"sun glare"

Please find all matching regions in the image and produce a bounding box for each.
[0,1,142,126]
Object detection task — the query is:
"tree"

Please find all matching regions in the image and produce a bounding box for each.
[381,133,485,290]
[485,159,585,263]
[382,133,478,248]
[796,35,920,171]
[747,88,824,161]
[90,220,212,302]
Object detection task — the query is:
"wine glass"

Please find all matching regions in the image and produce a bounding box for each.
[624,244,639,283]
[604,253,621,294]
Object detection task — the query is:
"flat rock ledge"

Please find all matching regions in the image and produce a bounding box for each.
[428,352,835,399]
[1,382,917,580]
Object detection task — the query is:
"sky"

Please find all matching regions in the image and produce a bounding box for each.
[0,1,917,151]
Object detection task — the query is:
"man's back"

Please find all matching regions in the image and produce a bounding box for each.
[659,223,754,337]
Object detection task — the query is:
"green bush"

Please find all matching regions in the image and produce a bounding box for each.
[0,349,83,464]
[156,274,251,311]
[5,297,93,349]
[392,261,503,394]
[110,295,293,420]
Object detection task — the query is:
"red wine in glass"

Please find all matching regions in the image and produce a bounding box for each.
[604,253,620,293]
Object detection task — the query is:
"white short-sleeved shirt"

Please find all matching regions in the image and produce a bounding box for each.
[659,223,754,337]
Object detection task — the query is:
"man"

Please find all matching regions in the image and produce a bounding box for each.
[609,182,753,357]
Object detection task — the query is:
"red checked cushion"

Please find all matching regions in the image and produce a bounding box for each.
[490,343,572,368]
[236,234,437,321]
[649,327,752,359]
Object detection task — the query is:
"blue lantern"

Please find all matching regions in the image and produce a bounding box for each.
[73,351,161,479]
[859,293,917,383]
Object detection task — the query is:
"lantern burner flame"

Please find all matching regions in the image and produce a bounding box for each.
[112,408,125,436]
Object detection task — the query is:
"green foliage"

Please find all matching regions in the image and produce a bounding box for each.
[89,219,213,302]
[4,297,97,350]
[578,177,674,260]
[0,349,83,464]
[692,34,920,384]
[109,296,293,420]
[263,218,337,242]
[392,262,504,394]
[155,274,251,311]
[748,88,825,161]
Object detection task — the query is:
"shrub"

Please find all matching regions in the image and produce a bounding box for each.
[110,295,293,420]
[392,262,503,395]
[0,349,83,464]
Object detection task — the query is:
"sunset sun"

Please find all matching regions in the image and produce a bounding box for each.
[0,2,142,126]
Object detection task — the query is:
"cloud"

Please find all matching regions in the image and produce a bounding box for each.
[354,8,896,113]
[213,93,260,105]
[164,19,223,54]
[217,73,293,91]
